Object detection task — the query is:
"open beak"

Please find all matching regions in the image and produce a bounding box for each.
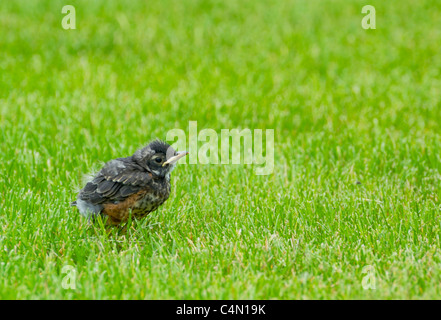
[162,151,189,167]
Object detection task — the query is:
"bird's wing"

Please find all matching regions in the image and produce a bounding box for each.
[78,158,152,205]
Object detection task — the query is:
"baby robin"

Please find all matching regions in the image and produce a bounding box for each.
[71,140,188,225]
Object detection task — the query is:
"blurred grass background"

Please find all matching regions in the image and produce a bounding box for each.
[1,0,441,299]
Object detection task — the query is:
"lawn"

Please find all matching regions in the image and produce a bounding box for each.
[1,0,441,299]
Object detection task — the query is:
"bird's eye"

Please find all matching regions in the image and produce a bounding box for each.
[155,157,162,163]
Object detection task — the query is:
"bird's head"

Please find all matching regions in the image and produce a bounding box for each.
[133,139,188,179]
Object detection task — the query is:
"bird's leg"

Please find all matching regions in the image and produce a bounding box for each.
[105,215,123,226]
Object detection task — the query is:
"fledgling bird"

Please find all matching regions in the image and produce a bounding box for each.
[71,140,188,225]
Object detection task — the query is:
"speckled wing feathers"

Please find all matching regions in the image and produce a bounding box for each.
[78,157,152,206]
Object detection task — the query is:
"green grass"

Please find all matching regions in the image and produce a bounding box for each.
[1,0,441,299]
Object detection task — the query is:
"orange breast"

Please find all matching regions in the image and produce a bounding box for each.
[102,188,168,225]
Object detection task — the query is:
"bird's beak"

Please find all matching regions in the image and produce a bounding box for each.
[162,151,189,166]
